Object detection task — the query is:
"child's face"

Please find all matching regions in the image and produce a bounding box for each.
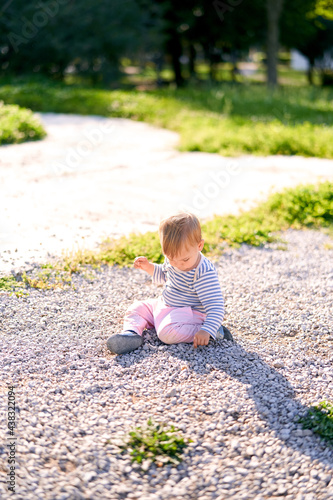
[166,239,204,272]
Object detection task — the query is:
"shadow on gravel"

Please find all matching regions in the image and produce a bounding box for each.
[113,334,333,472]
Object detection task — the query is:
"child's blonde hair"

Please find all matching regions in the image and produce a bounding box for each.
[159,212,202,259]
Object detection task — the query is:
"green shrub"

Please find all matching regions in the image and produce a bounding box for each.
[202,181,333,254]
[0,101,46,145]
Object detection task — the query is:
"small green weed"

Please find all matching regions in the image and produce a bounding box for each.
[0,276,29,298]
[117,418,193,470]
[21,269,73,291]
[0,276,21,291]
[299,401,333,444]
[276,244,288,251]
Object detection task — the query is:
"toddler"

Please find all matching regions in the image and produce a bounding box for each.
[106,212,233,354]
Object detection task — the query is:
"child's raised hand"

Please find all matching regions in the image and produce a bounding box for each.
[134,256,149,271]
[134,257,155,276]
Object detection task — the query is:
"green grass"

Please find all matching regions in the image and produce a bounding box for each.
[203,180,333,251]
[0,76,333,157]
[0,276,29,298]
[0,276,24,292]
[0,101,46,145]
[114,417,192,471]
[299,401,333,444]
[0,181,332,295]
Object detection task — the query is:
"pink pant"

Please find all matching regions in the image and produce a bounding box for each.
[123,297,207,344]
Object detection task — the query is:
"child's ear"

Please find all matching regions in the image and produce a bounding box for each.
[199,239,205,251]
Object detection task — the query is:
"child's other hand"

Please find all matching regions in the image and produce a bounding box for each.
[134,256,150,271]
[193,330,210,348]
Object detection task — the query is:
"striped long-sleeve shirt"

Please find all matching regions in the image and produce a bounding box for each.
[152,252,224,340]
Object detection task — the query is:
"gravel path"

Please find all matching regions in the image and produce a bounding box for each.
[1,228,333,499]
[1,112,333,275]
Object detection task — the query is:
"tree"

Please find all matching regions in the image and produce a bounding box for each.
[187,0,265,82]
[291,0,333,85]
[0,0,155,84]
[266,0,284,87]
[278,0,333,85]
[153,0,200,87]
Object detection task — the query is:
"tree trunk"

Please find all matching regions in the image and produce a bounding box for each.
[168,32,184,87]
[307,65,313,85]
[209,60,216,82]
[306,56,315,85]
[266,0,283,87]
[231,50,239,82]
[203,44,215,82]
[154,53,164,88]
[189,44,196,77]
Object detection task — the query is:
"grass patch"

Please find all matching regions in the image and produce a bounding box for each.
[0,276,20,291]
[202,180,333,253]
[115,417,192,471]
[21,268,73,291]
[0,77,333,157]
[0,276,26,297]
[299,401,333,444]
[0,101,46,145]
[1,181,332,294]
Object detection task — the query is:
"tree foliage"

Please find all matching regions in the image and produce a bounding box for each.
[0,0,332,85]
[0,0,163,83]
